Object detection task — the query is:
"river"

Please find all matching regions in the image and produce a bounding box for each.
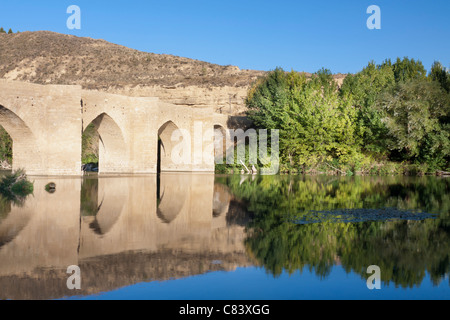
[0,174,449,300]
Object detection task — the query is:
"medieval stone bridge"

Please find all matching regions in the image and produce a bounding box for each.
[0,80,235,176]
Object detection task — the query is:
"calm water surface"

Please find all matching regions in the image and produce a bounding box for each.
[0,174,449,300]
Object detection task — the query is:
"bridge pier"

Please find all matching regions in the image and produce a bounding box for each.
[0,81,83,176]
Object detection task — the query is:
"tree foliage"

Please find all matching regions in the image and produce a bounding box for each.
[391,57,427,83]
[376,80,450,169]
[0,27,18,34]
[340,61,394,153]
[429,61,450,93]
[82,123,100,165]
[246,57,450,173]
[247,68,362,171]
[0,126,12,164]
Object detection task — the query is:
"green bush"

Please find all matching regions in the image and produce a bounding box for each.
[0,169,34,203]
[11,179,34,196]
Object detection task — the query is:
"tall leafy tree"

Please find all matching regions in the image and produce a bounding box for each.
[392,57,427,83]
[340,61,395,153]
[247,68,304,166]
[247,68,361,170]
[376,80,450,168]
[309,67,337,97]
[429,61,450,93]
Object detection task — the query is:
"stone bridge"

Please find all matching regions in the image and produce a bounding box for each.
[0,80,234,175]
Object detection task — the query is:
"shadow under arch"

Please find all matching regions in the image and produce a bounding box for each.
[157,174,188,224]
[81,177,127,236]
[0,105,42,172]
[83,113,127,174]
[214,124,229,163]
[158,120,188,173]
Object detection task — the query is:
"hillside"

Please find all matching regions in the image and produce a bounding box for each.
[0,31,266,88]
[0,31,346,115]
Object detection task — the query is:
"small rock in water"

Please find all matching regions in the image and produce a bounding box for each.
[45,182,56,193]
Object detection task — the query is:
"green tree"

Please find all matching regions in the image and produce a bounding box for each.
[376,80,450,168]
[7,28,13,34]
[309,67,337,97]
[246,67,293,131]
[429,61,450,93]
[340,57,442,160]
[340,61,395,153]
[392,57,427,83]
[247,68,361,171]
[0,126,12,164]
[0,27,6,34]
[246,68,306,168]
[82,123,99,164]
[246,58,449,173]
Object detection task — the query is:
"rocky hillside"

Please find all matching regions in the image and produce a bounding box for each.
[0,31,346,115]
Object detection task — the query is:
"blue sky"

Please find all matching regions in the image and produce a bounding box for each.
[1,0,449,74]
[69,266,450,300]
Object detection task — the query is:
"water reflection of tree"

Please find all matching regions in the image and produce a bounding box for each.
[0,195,30,249]
[0,197,11,225]
[224,175,450,288]
[80,178,99,216]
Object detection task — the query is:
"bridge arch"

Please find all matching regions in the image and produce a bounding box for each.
[0,105,42,173]
[158,120,189,172]
[83,113,128,174]
[156,174,188,224]
[81,177,127,236]
[214,124,229,163]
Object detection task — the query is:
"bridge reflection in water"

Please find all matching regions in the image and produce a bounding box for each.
[0,174,249,300]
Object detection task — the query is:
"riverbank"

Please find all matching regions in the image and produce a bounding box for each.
[216,161,450,176]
